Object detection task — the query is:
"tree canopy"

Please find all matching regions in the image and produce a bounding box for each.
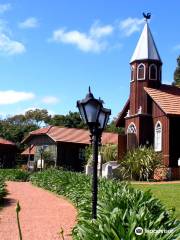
[173,55,180,87]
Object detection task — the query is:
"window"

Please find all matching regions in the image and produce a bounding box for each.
[127,123,136,134]
[79,148,85,160]
[154,121,162,152]
[131,66,134,81]
[149,64,157,80]
[127,123,137,150]
[137,63,145,80]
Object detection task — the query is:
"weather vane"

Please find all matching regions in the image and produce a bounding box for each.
[142,12,151,21]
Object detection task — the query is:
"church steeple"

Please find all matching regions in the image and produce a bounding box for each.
[129,15,162,115]
[130,22,161,64]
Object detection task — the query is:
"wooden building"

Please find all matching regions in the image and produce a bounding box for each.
[22,126,118,171]
[116,21,180,180]
[0,138,16,168]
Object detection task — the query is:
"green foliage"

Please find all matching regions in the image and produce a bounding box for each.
[106,119,124,134]
[16,201,23,240]
[84,145,92,164]
[173,55,180,87]
[0,178,7,201]
[100,144,118,163]
[30,169,180,240]
[47,111,86,129]
[119,146,162,181]
[0,169,30,182]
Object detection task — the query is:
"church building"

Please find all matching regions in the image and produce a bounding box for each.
[116,19,180,180]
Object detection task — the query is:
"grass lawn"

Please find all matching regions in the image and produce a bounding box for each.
[132,183,180,219]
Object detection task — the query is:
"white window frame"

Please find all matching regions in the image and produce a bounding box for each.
[130,66,135,82]
[127,122,137,134]
[149,64,157,80]
[154,121,162,152]
[137,63,145,80]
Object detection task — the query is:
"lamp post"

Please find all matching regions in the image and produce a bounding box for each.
[77,87,111,219]
[39,145,48,171]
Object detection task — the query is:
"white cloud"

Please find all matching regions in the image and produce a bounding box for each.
[42,96,59,104]
[0,33,25,55]
[119,17,144,36]
[90,22,113,38]
[51,22,114,53]
[0,3,11,14]
[0,90,35,104]
[19,17,39,29]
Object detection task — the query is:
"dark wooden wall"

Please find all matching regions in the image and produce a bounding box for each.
[0,145,16,168]
[57,142,87,171]
[169,116,180,167]
[27,135,55,146]
[130,60,161,115]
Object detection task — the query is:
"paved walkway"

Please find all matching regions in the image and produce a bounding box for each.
[0,182,77,240]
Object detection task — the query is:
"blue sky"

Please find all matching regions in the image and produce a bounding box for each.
[0,0,180,119]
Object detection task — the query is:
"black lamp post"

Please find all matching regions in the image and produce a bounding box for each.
[77,87,111,219]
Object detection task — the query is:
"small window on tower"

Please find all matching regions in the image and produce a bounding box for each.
[149,64,157,80]
[131,66,134,81]
[137,63,145,80]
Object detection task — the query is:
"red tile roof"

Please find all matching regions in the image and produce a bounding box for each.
[0,137,15,145]
[144,84,180,115]
[21,145,36,155]
[23,126,119,145]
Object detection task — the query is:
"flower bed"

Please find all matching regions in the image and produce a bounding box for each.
[30,169,180,239]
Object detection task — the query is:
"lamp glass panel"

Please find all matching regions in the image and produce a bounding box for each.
[78,103,87,123]
[84,100,101,123]
[98,110,106,130]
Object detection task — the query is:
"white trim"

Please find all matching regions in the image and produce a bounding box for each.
[137,63,145,80]
[130,66,135,82]
[127,122,137,134]
[154,121,162,152]
[149,64,157,80]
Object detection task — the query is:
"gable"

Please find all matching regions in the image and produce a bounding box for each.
[116,99,130,127]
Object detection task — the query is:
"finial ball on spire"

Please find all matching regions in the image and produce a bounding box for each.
[142,12,151,21]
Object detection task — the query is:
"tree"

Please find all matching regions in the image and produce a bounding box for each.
[173,55,180,87]
[24,109,50,127]
[105,118,124,134]
[47,111,86,129]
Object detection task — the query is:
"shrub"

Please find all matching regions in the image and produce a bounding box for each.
[100,144,118,163]
[0,178,7,201]
[119,146,162,181]
[30,169,180,239]
[0,169,30,182]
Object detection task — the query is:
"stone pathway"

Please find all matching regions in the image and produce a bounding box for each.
[0,181,77,240]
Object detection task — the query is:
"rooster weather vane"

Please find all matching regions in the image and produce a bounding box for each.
[143,12,151,21]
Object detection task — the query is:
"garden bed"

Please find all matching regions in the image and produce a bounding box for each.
[30,169,180,239]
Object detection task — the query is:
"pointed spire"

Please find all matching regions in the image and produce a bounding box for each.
[130,21,161,63]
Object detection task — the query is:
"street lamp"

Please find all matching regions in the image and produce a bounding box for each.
[77,87,111,219]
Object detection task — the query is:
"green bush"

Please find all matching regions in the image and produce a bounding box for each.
[0,169,30,182]
[119,146,162,181]
[100,144,118,163]
[30,169,180,240]
[0,178,7,201]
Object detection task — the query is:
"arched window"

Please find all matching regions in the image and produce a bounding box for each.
[154,121,162,152]
[131,66,134,81]
[137,63,145,80]
[127,123,136,134]
[149,64,157,80]
[127,123,137,150]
